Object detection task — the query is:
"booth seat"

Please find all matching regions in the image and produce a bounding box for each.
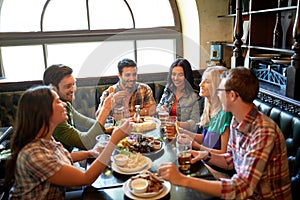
[254,99,300,199]
[0,91,23,127]
[253,99,300,158]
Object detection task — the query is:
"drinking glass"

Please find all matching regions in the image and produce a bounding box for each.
[165,116,177,140]
[113,106,124,122]
[105,116,115,128]
[176,134,192,174]
[158,110,169,127]
[94,134,111,153]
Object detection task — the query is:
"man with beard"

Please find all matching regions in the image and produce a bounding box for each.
[98,58,156,118]
[43,64,112,151]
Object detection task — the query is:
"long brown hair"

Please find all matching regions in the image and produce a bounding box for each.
[4,85,54,188]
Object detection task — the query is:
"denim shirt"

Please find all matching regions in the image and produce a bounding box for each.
[157,87,200,131]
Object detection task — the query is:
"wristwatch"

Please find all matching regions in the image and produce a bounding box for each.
[203,151,211,162]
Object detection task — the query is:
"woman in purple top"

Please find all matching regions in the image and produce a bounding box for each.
[179,66,233,174]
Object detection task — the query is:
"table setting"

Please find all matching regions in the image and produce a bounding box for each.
[84,107,216,200]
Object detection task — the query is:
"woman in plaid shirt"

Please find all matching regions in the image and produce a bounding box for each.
[5,86,132,199]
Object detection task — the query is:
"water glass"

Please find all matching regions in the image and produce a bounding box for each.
[94,134,111,153]
[176,134,192,174]
[113,106,124,122]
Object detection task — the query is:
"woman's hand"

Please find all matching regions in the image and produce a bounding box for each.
[88,149,100,158]
[110,119,133,144]
[157,105,167,112]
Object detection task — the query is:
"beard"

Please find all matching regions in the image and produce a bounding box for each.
[121,79,136,92]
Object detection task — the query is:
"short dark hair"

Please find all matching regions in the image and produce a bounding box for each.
[43,64,73,87]
[117,58,137,75]
[222,67,259,103]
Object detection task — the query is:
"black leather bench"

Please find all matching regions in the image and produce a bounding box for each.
[254,99,300,199]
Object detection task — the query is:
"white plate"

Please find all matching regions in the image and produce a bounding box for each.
[123,179,171,200]
[115,156,149,173]
[116,136,165,156]
[127,179,165,198]
[112,157,152,175]
[131,117,161,134]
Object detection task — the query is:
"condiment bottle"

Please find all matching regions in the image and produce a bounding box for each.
[135,105,141,123]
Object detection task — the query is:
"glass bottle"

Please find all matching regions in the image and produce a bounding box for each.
[135,105,141,123]
[273,11,283,48]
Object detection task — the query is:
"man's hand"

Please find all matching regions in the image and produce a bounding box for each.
[113,91,131,105]
[190,150,209,164]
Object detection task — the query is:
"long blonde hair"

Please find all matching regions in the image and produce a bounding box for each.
[199,66,228,127]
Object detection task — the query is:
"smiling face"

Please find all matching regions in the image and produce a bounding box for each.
[50,91,68,126]
[199,73,212,98]
[118,66,137,91]
[171,66,185,90]
[53,74,76,102]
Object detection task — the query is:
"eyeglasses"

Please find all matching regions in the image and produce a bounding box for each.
[216,88,230,92]
[217,88,240,97]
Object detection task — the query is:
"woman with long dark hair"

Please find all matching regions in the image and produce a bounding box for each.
[157,58,200,131]
[5,85,132,199]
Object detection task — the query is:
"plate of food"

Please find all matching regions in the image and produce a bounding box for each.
[131,117,160,134]
[116,135,163,155]
[111,153,152,175]
[123,171,171,199]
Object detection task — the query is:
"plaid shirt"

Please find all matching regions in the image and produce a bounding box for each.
[220,105,292,199]
[103,81,156,114]
[10,138,72,199]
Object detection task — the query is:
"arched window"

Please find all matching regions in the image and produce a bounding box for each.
[0,0,199,81]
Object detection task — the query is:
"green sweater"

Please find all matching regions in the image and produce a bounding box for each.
[53,102,105,151]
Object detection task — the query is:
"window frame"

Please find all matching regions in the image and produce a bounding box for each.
[0,0,182,80]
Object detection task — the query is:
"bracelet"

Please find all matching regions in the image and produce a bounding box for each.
[203,151,211,162]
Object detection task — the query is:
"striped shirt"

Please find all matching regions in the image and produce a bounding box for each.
[220,105,292,199]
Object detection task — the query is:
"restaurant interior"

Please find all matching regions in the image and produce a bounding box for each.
[0,0,300,199]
